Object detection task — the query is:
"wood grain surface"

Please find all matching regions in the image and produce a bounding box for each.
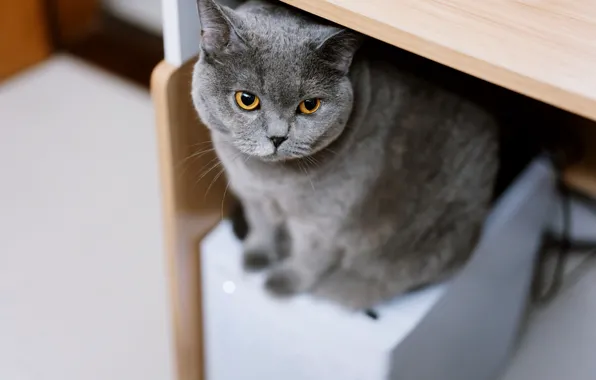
[0,0,51,80]
[152,59,231,380]
[280,0,596,121]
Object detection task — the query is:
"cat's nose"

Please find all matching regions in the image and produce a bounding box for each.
[269,136,287,148]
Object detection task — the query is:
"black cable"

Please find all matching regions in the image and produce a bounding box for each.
[534,178,572,304]
[569,187,596,218]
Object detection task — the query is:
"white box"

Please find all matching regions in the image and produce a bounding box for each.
[201,159,556,380]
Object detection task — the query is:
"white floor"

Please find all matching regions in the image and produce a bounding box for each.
[0,56,174,380]
[0,56,595,380]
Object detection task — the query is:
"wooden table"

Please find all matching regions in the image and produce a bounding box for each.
[281,0,596,122]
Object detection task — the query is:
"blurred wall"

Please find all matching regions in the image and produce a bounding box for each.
[103,0,163,34]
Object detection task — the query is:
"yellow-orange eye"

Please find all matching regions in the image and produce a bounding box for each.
[298,98,321,114]
[235,91,260,111]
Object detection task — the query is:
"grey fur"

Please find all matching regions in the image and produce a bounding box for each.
[192,0,499,310]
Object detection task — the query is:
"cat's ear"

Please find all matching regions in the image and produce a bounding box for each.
[316,29,363,73]
[196,0,245,55]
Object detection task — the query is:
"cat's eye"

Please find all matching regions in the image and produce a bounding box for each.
[235,91,260,111]
[298,98,321,114]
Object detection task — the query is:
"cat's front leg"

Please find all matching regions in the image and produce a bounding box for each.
[265,219,340,297]
[241,199,284,272]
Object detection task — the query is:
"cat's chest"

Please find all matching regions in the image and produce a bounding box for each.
[223,156,313,199]
[222,153,375,219]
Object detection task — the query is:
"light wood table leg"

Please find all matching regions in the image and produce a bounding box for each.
[151,59,230,380]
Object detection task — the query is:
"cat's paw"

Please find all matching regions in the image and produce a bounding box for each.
[242,250,272,272]
[313,270,384,311]
[265,268,304,297]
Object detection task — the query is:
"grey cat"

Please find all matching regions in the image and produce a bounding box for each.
[192,0,498,310]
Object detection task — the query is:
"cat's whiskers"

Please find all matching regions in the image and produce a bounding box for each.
[177,146,217,180]
[304,155,320,170]
[298,160,316,192]
[195,157,222,187]
[323,147,339,156]
[204,150,245,200]
[220,179,231,221]
[205,166,227,200]
[175,145,215,179]
[219,152,251,217]
[191,140,214,148]
[180,147,216,165]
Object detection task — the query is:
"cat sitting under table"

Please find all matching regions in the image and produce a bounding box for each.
[191,0,498,310]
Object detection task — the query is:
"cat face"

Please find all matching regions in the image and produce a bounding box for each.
[192,0,362,162]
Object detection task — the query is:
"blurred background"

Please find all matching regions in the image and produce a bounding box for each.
[1,1,596,380]
[1,1,175,380]
[1,0,164,85]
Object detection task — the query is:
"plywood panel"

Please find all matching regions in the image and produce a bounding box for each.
[151,59,230,380]
[0,0,51,80]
